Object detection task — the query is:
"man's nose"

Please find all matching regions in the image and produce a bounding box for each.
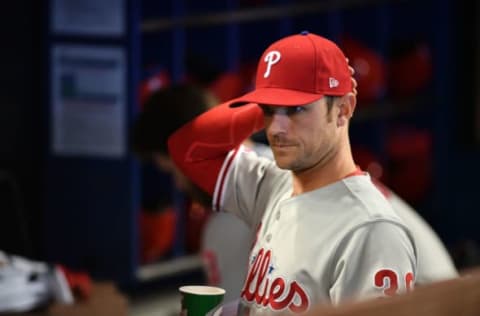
[267,112,289,135]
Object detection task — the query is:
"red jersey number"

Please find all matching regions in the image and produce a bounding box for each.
[374,269,414,296]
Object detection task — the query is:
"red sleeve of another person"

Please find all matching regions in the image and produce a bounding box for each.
[167,102,264,195]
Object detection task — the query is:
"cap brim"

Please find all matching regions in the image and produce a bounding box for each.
[228,87,324,107]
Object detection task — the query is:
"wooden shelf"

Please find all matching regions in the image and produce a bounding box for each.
[141,0,403,32]
[136,255,203,282]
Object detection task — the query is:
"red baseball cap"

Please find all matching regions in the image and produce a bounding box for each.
[228,31,352,107]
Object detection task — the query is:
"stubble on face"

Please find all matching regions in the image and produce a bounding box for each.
[268,98,338,172]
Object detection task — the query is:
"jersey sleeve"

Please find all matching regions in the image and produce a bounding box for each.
[168,102,264,196]
[213,146,289,228]
[329,221,417,304]
[388,193,458,283]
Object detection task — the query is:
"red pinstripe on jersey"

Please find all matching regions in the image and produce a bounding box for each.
[213,147,241,212]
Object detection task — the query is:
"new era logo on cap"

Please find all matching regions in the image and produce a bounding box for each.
[228,31,352,107]
[329,77,339,88]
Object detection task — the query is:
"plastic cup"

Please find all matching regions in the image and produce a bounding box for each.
[179,285,225,316]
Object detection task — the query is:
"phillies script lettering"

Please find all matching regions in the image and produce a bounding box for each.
[241,248,309,313]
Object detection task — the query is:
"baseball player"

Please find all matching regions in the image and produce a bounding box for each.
[168,32,417,314]
[201,157,457,307]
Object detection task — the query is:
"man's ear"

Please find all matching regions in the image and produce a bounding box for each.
[337,92,357,127]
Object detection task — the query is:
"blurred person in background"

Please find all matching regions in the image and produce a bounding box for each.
[131,84,253,302]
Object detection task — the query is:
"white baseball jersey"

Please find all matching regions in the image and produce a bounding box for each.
[201,141,271,303]
[212,147,417,315]
[202,146,458,308]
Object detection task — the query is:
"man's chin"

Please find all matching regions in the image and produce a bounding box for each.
[274,158,295,170]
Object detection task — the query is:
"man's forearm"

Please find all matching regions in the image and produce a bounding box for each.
[168,102,263,194]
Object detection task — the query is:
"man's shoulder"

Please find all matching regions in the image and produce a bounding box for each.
[341,175,404,224]
[232,147,290,183]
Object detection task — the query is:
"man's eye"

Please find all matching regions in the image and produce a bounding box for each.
[287,106,306,115]
[260,106,273,116]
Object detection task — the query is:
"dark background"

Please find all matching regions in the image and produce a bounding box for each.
[0,1,44,259]
[1,0,479,287]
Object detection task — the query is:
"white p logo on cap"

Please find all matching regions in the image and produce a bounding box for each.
[263,51,281,78]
